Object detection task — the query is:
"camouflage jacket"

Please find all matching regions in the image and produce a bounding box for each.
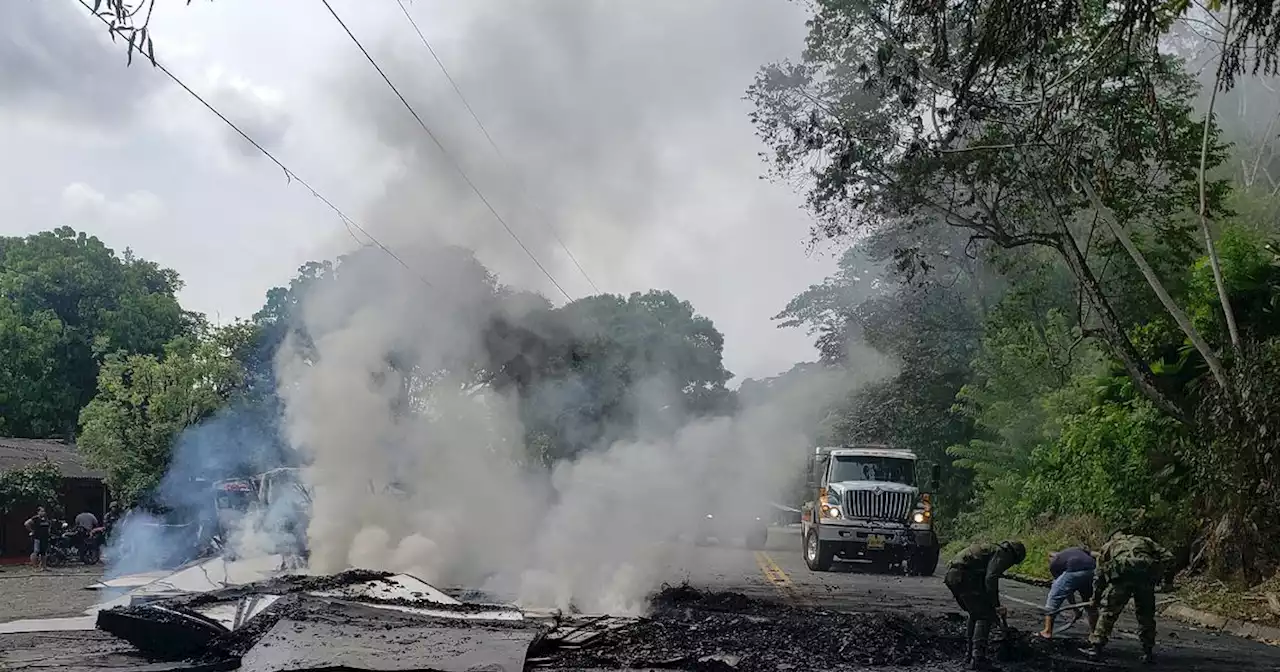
[949,542,1021,604]
[1094,534,1173,590]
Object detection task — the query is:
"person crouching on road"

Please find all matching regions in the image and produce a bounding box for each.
[1039,545,1099,638]
[1082,531,1173,663]
[944,539,1026,671]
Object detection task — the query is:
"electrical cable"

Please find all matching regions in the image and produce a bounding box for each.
[73,0,436,290]
[391,0,601,293]
[320,0,574,301]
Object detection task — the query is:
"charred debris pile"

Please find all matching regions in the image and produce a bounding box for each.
[90,573,1100,672]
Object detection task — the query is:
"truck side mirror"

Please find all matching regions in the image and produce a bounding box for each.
[807,458,826,488]
[930,464,942,493]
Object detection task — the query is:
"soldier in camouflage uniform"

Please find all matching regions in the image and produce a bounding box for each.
[944,540,1026,671]
[1082,531,1173,663]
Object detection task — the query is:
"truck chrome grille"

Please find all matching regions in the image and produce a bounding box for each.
[843,489,915,521]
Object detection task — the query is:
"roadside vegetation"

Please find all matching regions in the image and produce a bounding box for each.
[0,232,736,505]
[11,0,1280,608]
[751,0,1280,593]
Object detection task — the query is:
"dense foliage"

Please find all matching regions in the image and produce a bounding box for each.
[0,460,62,515]
[0,231,733,506]
[754,0,1280,582]
[77,331,250,503]
[258,247,736,466]
[0,227,196,438]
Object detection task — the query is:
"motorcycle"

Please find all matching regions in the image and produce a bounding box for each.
[42,523,78,568]
[47,523,104,566]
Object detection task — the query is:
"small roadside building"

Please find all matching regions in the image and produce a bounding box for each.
[0,438,108,559]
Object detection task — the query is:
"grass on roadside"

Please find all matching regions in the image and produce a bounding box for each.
[940,515,1108,580]
[1174,574,1280,627]
[944,515,1280,627]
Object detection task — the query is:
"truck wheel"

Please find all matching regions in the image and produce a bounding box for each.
[804,529,834,572]
[909,546,940,576]
[746,525,768,550]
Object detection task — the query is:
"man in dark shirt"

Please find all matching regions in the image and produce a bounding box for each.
[24,506,52,571]
[74,510,99,532]
[1039,546,1098,638]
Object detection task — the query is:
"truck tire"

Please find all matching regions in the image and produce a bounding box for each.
[746,525,768,550]
[909,544,940,576]
[804,529,834,572]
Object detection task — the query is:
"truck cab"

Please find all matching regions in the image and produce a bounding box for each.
[800,444,940,575]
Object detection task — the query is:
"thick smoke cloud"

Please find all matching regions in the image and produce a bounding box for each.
[267,0,892,613]
[276,244,896,612]
[103,0,894,615]
[323,0,817,327]
[104,403,292,576]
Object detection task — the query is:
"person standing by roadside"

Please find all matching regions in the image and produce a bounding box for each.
[1038,545,1098,638]
[1082,531,1173,663]
[24,506,52,571]
[944,539,1026,670]
[102,501,121,537]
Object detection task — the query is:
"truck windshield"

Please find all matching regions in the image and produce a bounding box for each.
[830,456,914,485]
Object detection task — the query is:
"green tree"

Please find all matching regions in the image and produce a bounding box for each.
[0,228,196,438]
[511,290,735,462]
[77,329,247,504]
[259,249,733,465]
[748,0,1226,424]
[775,227,991,525]
[0,460,62,516]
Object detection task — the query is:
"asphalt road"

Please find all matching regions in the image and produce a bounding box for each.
[675,528,1280,671]
[0,564,105,622]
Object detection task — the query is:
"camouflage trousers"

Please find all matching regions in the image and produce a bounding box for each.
[944,568,1000,665]
[1088,578,1157,649]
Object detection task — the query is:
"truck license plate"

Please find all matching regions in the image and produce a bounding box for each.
[867,535,885,550]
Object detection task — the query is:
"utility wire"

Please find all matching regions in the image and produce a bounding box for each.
[73,0,435,290]
[320,0,574,301]
[392,0,500,155]
[392,0,601,294]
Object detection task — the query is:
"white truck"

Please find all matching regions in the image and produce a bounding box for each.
[800,444,941,575]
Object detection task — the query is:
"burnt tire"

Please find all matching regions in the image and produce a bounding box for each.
[745,526,768,550]
[804,529,834,572]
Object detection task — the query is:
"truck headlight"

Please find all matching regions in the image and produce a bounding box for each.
[822,506,841,519]
[913,512,926,524]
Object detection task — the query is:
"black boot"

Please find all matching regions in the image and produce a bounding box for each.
[971,620,1000,671]
[1140,645,1155,664]
[964,617,976,665]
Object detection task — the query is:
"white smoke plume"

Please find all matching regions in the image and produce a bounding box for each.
[275,245,895,613]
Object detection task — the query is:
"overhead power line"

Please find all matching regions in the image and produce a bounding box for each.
[73,0,435,290]
[319,0,574,302]
[391,0,601,294]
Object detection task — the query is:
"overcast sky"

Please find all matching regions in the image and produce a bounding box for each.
[0,0,838,383]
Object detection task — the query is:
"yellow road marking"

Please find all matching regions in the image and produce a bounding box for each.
[754,551,811,606]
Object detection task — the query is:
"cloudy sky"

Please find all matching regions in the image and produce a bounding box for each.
[1,0,839,382]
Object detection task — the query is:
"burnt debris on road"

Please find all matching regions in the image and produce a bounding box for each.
[532,584,1108,672]
[0,559,1197,672]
